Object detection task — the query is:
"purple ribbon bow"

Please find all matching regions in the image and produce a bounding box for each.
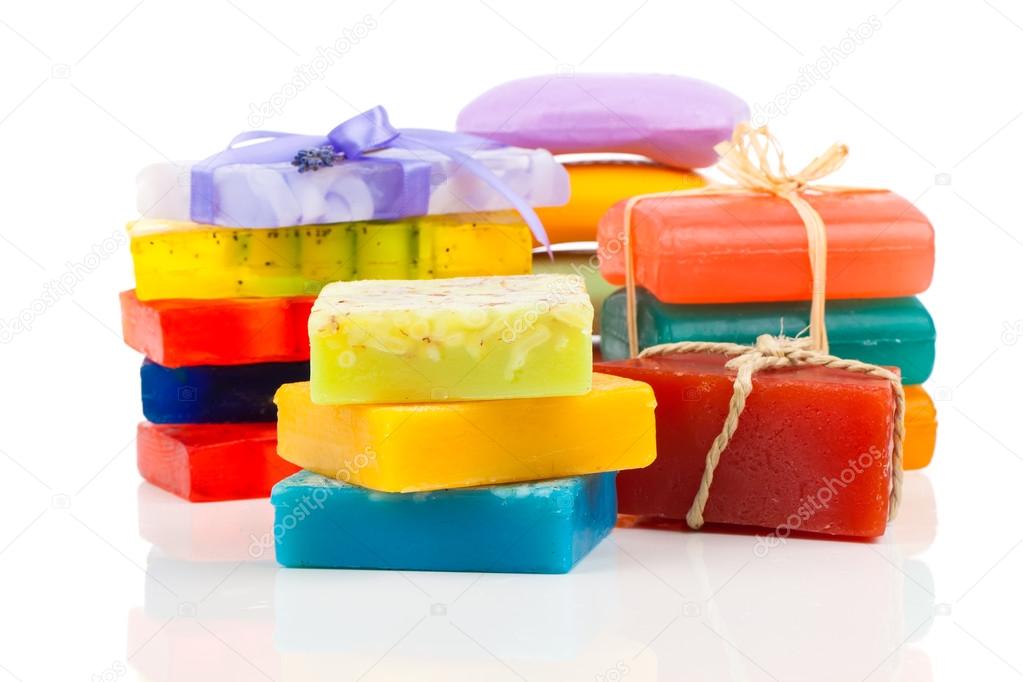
[190,106,551,248]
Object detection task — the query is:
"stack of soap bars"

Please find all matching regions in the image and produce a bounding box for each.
[271,274,658,573]
[120,116,570,502]
[595,189,936,537]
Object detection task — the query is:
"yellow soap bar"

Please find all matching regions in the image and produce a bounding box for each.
[274,373,657,492]
[128,212,532,301]
[904,385,937,470]
[309,274,594,404]
[534,161,706,244]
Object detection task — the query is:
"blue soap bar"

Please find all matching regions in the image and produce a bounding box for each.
[601,289,936,384]
[271,470,617,574]
[140,359,308,423]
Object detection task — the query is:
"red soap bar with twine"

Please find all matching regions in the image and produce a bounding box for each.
[120,290,314,368]
[137,422,299,502]
[595,351,900,537]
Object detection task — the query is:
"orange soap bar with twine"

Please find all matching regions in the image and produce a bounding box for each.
[595,350,900,537]
[598,189,934,304]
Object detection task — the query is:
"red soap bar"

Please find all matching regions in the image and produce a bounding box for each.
[120,290,314,367]
[595,353,897,537]
[137,422,299,502]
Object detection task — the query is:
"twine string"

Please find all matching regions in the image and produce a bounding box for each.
[622,123,851,357]
[617,123,904,531]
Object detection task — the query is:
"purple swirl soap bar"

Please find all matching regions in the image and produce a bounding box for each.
[138,144,569,228]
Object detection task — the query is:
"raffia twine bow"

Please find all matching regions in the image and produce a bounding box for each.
[619,123,905,530]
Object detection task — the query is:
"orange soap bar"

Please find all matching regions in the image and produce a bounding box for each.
[535,162,705,244]
[904,385,937,470]
[598,190,934,303]
[120,290,314,367]
[596,353,898,537]
[137,422,299,502]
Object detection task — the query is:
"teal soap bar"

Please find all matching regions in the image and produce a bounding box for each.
[271,470,616,574]
[601,289,935,384]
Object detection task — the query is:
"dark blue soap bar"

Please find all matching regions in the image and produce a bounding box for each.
[272,470,617,574]
[140,359,308,423]
[601,289,936,384]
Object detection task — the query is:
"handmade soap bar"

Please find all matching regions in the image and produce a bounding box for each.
[271,470,616,573]
[275,373,656,492]
[905,385,937,470]
[596,354,897,537]
[457,73,748,169]
[137,422,299,502]
[141,359,308,423]
[309,274,593,404]
[138,142,569,228]
[129,212,533,301]
[120,290,313,367]
[598,190,934,303]
[601,290,936,384]
[534,162,706,244]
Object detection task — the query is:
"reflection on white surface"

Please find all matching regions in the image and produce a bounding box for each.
[128,475,937,681]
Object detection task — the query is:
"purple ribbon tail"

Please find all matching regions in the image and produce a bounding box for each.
[398,133,552,252]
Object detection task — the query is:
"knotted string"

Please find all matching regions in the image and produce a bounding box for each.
[623,122,853,357]
[617,123,904,530]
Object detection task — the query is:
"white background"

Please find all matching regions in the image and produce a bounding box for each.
[0,1,1019,680]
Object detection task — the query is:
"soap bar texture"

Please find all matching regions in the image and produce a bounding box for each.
[138,144,569,228]
[598,190,934,303]
[275,373,656,492]
[601,290,936,384]
[120,290,313,367]
[271,470,616,574]
[309,274,593,405]
[595,354,897,537]
[141,359,308,423]
[904,385,937,470]
[534,162,705,244]
[129,212,532,301]
[137,422,299,502]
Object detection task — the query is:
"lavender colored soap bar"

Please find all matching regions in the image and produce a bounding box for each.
[138,143,569,228]
[457,73,749,169]
[272,471,617,574]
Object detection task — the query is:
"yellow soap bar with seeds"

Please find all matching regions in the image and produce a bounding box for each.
[128,212,532,301]
[275,373,657,492]
[309,274,594,404]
